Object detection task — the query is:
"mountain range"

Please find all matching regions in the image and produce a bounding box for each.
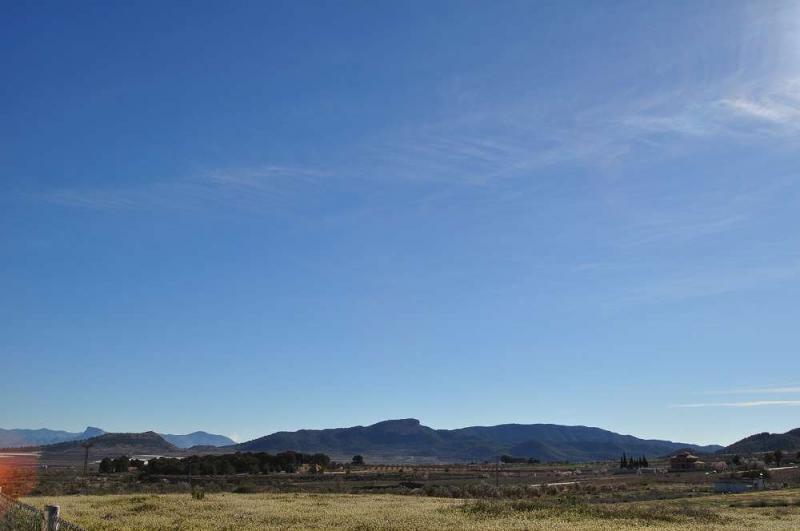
[25,419,799,464]
[0,427,234,449]
[234,418,722,463]
[0,426,105,448]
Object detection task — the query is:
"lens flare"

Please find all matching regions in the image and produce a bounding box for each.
[0,451,39,499]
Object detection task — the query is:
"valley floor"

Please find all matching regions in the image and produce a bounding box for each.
[21,489,800,530]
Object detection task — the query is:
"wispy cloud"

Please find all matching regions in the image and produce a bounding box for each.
[36,166,328,213]
[701,385,800,396]
[723,97,800,124]
[672,400,800,408]
[355,76,800,201]
[623,78,800,139]
[619,260,800,305]
[721,79,800,126]
[360,121,624,185]
[26,78,800,224]
[674,382,800,408]
[621,107,719,137]
[615,215,744,248]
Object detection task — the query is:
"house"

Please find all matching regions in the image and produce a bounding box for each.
[669,452,705,472]
[713,478,764,493]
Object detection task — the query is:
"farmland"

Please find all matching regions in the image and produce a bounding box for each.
[19,489,800,530]
[7,451,800,529]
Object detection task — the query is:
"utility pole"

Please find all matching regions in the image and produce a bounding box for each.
[81,441,94,475]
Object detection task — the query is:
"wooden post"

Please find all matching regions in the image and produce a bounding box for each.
[44,505,60,531]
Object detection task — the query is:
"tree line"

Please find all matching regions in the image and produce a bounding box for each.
[99,456,145,473]
[99,451,331,476]
[619,453,648,469]
[499,455,540,464]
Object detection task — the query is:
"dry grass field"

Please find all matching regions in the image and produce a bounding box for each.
[21,489,800,530]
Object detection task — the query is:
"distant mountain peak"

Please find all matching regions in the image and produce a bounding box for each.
[371,418,422,429]
[375,418,420,425]
[83,427,105,437]
[160,431,236,448]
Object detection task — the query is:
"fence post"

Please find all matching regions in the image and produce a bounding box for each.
[44,504,60,531]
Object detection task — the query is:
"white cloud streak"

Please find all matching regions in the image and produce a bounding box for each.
[702,385,800,396]
[625,78,800,138]
[723,98,800,123]
[37,166,328,213]
[672,401,800,408]
[619,260,800,304]
[26,77,800,227]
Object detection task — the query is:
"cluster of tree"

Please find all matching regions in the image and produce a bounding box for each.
[764,449,785,467]
[99,456,145,473]
[351,455,364,465]
[731,450,799,469]
[100,451,331,476]
[499,455,540,464]
[619,453,648,469]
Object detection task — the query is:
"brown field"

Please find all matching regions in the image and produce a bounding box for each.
[19,489,800,530]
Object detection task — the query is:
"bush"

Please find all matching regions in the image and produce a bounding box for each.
[524,485,541,497]
[234,482,257,494]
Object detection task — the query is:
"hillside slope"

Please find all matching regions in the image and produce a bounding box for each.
[41,432,179,462]
[721,428,800,454]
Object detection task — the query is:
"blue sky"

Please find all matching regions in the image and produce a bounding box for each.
[2,0,799,446]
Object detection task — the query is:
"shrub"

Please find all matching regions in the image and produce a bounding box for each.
[233,482,257,494]
[524,485,541,497]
